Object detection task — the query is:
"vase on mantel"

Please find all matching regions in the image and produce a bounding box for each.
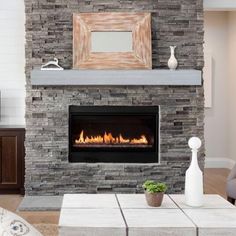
[168,46,178,70]
[185,137,203,207]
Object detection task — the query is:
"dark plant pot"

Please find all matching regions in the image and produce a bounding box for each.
[145,191,164,207]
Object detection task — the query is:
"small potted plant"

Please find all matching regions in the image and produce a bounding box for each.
[142,180,167,207]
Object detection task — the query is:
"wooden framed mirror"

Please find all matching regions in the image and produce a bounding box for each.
[73,12,152,69]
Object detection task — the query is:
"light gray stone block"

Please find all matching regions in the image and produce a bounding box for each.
[59,208,126,236]
[62,194,119,209]
[199,228,236,236]
[18,196,63,211]
[169,194,236,209]
[123,208,196,236]
[183,208,236,236]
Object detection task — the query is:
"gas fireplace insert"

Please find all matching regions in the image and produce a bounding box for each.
[69,106,159,163]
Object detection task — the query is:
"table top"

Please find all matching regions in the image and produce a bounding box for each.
[117,194,178,209]
[62,193,119,209]
[59,194,236,236]
[60,208,126,228]
[169,194,235,209]
[61,193,235,210]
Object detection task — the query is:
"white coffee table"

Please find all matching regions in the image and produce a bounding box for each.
[59,194,236,236]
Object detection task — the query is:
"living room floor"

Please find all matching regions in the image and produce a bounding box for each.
[0,168,230,236]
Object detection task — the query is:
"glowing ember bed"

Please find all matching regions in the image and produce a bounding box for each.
[68,106,159,163]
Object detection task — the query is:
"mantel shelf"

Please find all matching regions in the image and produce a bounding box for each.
[31,69,202,86]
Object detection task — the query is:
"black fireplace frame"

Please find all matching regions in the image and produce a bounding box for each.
[69,106,159,163]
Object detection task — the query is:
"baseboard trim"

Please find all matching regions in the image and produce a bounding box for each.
[205,157,236,169]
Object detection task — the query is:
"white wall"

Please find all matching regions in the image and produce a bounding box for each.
[228,12,236,162]
[0,1,25,125]
[204,12,229,160]
[204,11,236,167]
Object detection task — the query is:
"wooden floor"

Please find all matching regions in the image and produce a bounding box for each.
[204,168,230,198]
[0,168,231,236]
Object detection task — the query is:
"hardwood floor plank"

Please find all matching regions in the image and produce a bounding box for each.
[204,168,230,198]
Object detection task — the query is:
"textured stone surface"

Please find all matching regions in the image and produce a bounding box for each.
[59,194,236,236]
[59,208,126,236]
[62,194,119,208]
[169,194,236,209]
[183,209,236,236]
[24,0,204,195]
[116,194,178,209]
[123,209,196,236]
[18,196,63,211]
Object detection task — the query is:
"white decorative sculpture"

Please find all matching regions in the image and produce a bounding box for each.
[185,137,203,207]
[41,58,64,70]
[168,46,178,70]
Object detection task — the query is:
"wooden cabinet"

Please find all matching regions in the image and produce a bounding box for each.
[0,128,25,194]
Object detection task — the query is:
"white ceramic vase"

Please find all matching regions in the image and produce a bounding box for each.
[185,137,203,207]
[168,46,178,70]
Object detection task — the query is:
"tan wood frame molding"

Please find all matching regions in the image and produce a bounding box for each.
[73,12,152,69]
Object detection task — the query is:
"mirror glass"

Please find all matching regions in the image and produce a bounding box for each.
[91,31,132,52]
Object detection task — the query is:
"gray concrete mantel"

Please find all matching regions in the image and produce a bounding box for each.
[31,69,202,86]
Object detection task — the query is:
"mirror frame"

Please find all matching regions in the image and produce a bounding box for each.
[73,12,152,69]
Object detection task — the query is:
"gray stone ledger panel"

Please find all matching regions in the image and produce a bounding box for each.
[24,0,204,195]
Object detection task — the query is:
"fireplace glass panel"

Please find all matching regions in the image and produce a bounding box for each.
[69,106,159,163]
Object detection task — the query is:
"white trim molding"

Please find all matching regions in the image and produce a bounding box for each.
[204,0,236,11]
[205,157,236,169]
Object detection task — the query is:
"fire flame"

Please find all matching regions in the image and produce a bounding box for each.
[75,130,148,145]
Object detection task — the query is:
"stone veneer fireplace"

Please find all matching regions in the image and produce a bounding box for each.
[24,0,204,195]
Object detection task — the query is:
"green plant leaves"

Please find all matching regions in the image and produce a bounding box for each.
[142,180,167,193]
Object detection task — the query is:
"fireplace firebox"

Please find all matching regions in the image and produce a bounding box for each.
[69,106,159,163]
